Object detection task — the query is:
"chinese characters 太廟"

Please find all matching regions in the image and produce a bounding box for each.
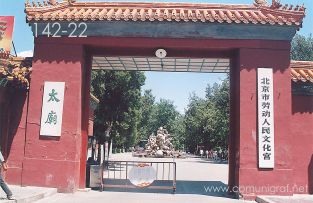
[45,111,57,125]
[40,82,65,137]
[45,89,60,125]
[48,89,60,102]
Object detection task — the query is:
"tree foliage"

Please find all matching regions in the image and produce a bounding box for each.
[149,99,180,133]
[184,77,230,152]
[91,70,145,148]
[137,95,182,149]
[137,89,155,141]
[170,114,186,150]
[291,34,313,61]
[91,70,230,152]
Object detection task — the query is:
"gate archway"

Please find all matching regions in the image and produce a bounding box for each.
[5,0,306,199]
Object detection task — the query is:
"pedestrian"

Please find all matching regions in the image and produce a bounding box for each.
[208,149,213,159]
[205,150,209,159]
[199,149,203,158]
[0,150,14,200]
[213,150,218,160]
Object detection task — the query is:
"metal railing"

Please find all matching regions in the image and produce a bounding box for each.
[100,160,176,192]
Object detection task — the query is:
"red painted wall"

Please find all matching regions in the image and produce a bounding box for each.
[20,41,86,192]
[228,54,240,192]
[237,47,294,198]
[292,94,313,194]
[79,53,91,188]
[6,90,28,184]
[0,88,28,185]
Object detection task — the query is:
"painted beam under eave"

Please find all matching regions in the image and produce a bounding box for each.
[30,21,298,41]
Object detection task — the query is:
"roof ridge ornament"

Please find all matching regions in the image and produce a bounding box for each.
[269,0,306,12]
[254,0,267,7]
[49,0,57,6]
[254,0,306,12]
[25,0,59,7]
[270,0,282,9]
[64,0,76,4]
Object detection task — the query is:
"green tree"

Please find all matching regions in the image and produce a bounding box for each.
[149,99,180,134]
[91,70,145,148]
[184,94,216,152]
[171,114,186,150]
[137,91,184,150]
[137,89,155,141]
[184,77,230,152]
[291,34,313,61]
[207,77,230,150]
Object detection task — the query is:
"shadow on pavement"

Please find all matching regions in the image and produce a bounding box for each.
[196,160,228,164]
[176,180,230,197]
[96,180,235,199]
[179,158,228,165]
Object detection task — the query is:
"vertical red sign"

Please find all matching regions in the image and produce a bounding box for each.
[0,16,14,58]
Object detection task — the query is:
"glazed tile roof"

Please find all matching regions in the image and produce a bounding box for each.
[25,0,305,27]
[0,56,32,89]
[291,61,313,83]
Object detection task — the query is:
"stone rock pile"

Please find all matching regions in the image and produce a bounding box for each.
[145,127,174,157]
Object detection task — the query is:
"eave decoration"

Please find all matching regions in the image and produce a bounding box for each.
[0,56,32,89]
[291,61,313,96]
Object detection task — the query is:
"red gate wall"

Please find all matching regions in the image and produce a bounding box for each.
[4,36,300,199]
[292,95,313,194]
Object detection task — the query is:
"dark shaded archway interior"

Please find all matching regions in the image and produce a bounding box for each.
[0,88,27,161]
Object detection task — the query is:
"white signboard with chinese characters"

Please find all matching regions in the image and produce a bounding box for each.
[40,82,65,136]
[257,68,275,168]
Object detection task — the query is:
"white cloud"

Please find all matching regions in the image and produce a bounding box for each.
[17,50,33,57]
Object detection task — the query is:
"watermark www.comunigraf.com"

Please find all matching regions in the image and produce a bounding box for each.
[204,184,309,194]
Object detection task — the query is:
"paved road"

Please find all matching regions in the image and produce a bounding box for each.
[0,185,57,203]
[257,195,313,203]
[35,153,253,203]
[35,190,251,203]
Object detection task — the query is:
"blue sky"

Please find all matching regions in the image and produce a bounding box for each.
[0,0,312,113]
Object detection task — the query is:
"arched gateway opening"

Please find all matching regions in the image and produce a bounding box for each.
[2,0,307,200]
